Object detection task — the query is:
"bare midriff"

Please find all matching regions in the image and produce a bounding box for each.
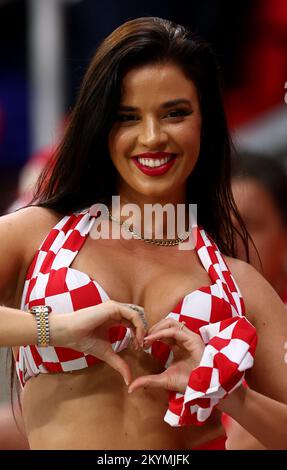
[20,348,225,450]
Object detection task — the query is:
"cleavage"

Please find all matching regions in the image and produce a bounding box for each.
[69,236,212,326]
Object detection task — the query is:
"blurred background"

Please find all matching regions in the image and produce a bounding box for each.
[0,0,287,214]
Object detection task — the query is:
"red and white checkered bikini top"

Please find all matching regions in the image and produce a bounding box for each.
[16,207,246,390]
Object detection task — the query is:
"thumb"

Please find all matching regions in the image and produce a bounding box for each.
[104,351,132,386]
[128,372,167,394]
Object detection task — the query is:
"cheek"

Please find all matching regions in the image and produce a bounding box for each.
[176,121,201,149]
[109,129,134,160]
[176,127,201,167]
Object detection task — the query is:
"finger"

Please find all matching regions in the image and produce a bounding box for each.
[128,372,167,394]
[120,303,148,330]
[103,349,132,386]
[147,318,170,335]
[111,303,147,346]
[144,326,194,349]
[148,318,184,335]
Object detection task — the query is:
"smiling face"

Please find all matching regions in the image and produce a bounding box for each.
[108,62,202,204]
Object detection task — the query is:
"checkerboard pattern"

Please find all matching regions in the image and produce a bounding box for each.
[16,209,132,387]
[16,208,257,428]
[159,229,257,426]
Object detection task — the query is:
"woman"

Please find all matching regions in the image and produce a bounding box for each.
[0,17,286,450]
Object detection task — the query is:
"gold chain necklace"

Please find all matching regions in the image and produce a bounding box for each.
[108,209,192,246]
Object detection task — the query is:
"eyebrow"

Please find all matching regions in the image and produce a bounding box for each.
[118,99,192,112]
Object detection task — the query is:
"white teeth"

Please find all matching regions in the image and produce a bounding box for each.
[137,156,173,167]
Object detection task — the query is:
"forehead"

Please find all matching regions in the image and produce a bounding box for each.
[120,62,198,104]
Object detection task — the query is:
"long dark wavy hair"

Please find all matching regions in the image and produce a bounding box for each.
[28,16,250,257]
[11,17,252,419]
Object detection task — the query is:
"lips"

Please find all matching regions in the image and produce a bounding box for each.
[132,152,175,160]
[131,152,177,176]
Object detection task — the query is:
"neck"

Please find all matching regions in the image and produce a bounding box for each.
[110,186,192,239]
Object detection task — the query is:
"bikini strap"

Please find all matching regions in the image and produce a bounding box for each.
[25,209,94,281]
[195,226,245,315]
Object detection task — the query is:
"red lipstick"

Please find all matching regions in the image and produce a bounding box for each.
[132,152,174,159]
[131,152,177,176]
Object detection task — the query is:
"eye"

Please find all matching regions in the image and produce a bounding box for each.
[165,109,192,118]
[115,114,139,123]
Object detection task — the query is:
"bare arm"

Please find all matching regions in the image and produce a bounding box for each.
[0,306,38,346]
[218,259,287,449]
[0,208,51,345]
[217,386,287,449]
[224,418,266,450]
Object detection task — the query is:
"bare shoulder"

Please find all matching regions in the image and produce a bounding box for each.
[222,255,286,326]
[222,255,258,295]
[222,255,252,281]
[0,206,64,306]
[1,205,63,252]
[1,204,62,226]
[4,204,62,224]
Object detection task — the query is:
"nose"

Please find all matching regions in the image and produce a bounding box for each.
[137,117,168,148]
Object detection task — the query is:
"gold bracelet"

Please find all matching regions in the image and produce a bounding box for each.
[28,306,52,347]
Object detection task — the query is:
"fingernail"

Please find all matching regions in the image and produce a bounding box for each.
[128,388,132,394]
[124,378,129,386]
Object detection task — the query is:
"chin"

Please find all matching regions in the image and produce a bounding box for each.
[135,179,176,196]
[137,187,173,200]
